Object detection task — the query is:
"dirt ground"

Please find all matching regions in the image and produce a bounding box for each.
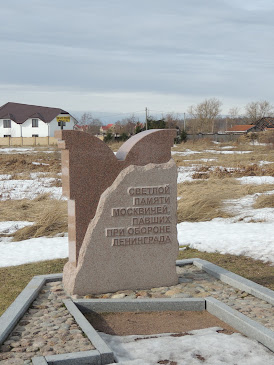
[85,310,237,336]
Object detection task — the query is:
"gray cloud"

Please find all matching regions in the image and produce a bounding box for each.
[1,0,274,113]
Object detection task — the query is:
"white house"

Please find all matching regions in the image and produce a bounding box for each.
[0,102,77,138]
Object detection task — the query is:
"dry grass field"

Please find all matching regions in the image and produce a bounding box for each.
[0,137,273,315]
[174,138,274,222]
[177,179,274,222]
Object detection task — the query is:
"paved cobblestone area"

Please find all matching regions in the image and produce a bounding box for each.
[0,282,94,365]
[0,265,273,364]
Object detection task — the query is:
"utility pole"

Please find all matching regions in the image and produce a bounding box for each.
[184,112,186,130]
[145,107,148,130]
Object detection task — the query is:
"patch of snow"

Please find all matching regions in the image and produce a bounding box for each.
[0,147,35,154]
[180,158,217,162]
[258,161,273,166]
[0,174,12,180]
[29,172,61,179]
[32,162,50,166]
[177,166,196,183]
[220,145,235,149]
[204,150,252,155]
[178,221,274,264]
[237,176,274,185]
[223,190,274,222]
[250,141,268,146]
[171,149,201,156]
[0,221,33,235]
[199,158,217,162]
[0,178,63,200]
[0,235,68,267]
[100,327,274,365]
[0,147,57,154]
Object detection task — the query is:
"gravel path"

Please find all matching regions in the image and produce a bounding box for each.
[0,265,273,364]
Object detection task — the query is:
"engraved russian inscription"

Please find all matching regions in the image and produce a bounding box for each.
[106,184,172,246]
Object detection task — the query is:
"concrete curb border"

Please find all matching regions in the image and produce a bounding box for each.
[63,299,114,364]
[206,297,274,352]
[32,350,101,365]
[74,297,205,314]
[0,273,62,346]
[177,258,274,305]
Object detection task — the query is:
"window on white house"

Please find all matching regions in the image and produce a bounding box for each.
[32,134,39,137]
[32,119,38,127]
[3,120,11,128]
[4,135,11,137]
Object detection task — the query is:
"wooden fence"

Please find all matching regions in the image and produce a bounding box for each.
[0,137,58,147]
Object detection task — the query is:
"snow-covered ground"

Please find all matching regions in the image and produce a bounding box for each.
[237,176,274,185]
[0,221,33,235]
[172,149,252,156]
[0,234,68,267]
[100,327,274,365]
[178,221,274,263]
[0,147,36,154]
[177,167,274,264]
[0,147,56,154]
[0,176,63,200]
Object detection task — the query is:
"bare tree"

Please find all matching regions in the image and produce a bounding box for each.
[164,113,183,129]
[188,98,222,133]
[122,115,137,135]
[228,107,241,120]
[79,112,93,125]
[79,112,102,135]
[223,107,242,130]
[245,101,274,123]
[113,120,123,136]
[114,115,139,136]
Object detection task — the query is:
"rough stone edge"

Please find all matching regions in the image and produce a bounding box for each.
[73,298,205,313]
[63,299,114,364]
[187,258,274,305]
[206,297,274,352]
[0,273,62,345]
[32,351,101,365]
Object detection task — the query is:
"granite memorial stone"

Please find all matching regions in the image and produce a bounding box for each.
[55,129,179,295]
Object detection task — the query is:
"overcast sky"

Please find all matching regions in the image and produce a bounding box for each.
[1,0,274,121]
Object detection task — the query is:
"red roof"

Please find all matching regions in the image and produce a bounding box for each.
[74,124,89,131]
[102,124,113,130]
[227,125,255,132]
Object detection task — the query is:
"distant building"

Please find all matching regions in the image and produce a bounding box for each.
[225,117,274,134]
[100,123,114,135]
[254,117,274,131]
[0,102,77,138]
[225,124,257,133]
[74,124,90,132]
